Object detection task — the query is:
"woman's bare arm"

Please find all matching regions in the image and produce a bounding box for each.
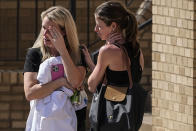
[47,26,86,88]
[24,72,72,101]
[88,46,109,93]
[60,52,86,88]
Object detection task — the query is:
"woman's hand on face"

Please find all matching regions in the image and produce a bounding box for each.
[106,32,125,45]
[46,26,67,54]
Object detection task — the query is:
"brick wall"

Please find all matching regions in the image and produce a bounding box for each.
[0,71,29,130]
[152,0,196,130]
[0,0,106,68]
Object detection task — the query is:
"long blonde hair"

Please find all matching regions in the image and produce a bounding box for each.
[32,6,81,64]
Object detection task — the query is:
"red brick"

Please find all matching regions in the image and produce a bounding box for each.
[11,103,29,111]
[12,121,26,128]
[0,121,10,128]
[0,112,9,120]
[10,72,18,84]
[12,86,24,93]
[11,112,23,120]
[20,1,35,8]
[18,73,24,84]
[0,1,17,9]
[0,103,10,110]
[2,72,10,84]
[0,86,10,92]
[21,33,35,41]
[0,72,2,83]
[0,95,23,102]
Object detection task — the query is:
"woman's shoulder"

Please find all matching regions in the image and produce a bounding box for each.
[27,47,42,58]
[98,44,121,62]
[99,44,121,54]
[24,48,42,72]
[28,47,40,53]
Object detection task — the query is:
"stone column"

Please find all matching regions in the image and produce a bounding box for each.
[152,0,195,130]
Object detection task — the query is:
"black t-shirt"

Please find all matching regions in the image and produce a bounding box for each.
[24,48,86,73]
[24,48,42,72]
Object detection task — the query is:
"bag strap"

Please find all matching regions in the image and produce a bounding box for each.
[119,44,133,88]
[102,43,133,89]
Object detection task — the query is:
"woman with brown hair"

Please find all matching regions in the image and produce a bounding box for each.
[82,1,145,131]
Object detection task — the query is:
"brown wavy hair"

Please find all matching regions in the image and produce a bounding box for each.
[95,1,140,56]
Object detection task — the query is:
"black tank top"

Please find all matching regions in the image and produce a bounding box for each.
[105,44,142,86]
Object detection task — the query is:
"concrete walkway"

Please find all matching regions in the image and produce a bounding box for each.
[139,113,152,131]
[86,113,152,131]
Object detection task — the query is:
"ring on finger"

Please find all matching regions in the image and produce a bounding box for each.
[53,34,57,39]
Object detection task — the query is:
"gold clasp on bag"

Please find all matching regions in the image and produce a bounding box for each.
[104,85,128,102]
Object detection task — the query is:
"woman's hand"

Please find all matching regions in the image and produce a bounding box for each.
[80,44,95,72]
[47,25,68,55]
[24,72,71,101]
[60,77,75,91]
[46,24,85,88]
[106,32,125,45]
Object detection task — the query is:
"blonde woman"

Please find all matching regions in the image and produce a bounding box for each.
[24,6,87,131]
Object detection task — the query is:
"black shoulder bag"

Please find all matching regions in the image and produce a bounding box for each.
[89,82,106,131]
